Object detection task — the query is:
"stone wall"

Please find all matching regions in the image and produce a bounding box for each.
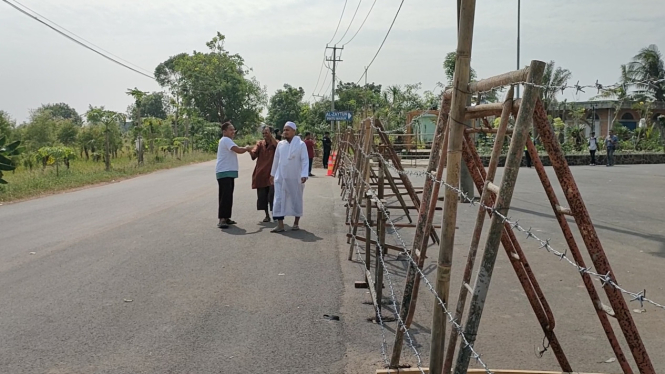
[478,153,665,167]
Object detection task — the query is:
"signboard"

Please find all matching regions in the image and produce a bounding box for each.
[325,111,353,122]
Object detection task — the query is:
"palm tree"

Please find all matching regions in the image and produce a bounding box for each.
[626,44,665,102]
[593,64,633,127]
[541,61,572,112]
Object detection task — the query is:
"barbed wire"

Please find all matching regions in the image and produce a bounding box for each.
[340,152,494,374]
[347,216,391,366]
[340,154,427,373]
[345,137,665,313]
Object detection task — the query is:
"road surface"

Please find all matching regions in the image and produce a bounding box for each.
[2,156,664,374]
[0,156,347,374]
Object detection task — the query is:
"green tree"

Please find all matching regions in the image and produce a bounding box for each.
[57,120,79,146]
[541,61,572,111]
[156,32,266,131]
[626,44,665,102]
[0,135,22,184]
[34,103,82,126]
[127,92,169,120]
[21,110,58,151]
[267,84,305,127]
[443,51,498,103]
[0,111,15,140]
[443,51,477,85]
[126,88,148,164]
[86,107,123,171]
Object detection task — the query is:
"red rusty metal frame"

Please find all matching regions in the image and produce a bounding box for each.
[459,133,572,372]
[525,136,634,374]
[533,99,655,374]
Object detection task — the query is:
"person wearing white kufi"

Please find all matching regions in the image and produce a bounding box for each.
[269,121,309,232]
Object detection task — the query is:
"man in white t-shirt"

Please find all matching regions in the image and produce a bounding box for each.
[588,132,598,166]
[216,122,251,229]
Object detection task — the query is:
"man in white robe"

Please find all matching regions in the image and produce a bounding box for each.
[270,121,309,232]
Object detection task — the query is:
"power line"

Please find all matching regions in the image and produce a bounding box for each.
[342,0,377,46]
[317,66,331,97]
[311,51,328,97]
[2,0,155,80]
[327,0,349,45]
[356,0,405,84]
[334,0,363,45]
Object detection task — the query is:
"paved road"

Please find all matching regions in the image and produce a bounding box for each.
[0,157,346,374]
[3,157,665,374]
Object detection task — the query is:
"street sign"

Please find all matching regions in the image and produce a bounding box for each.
[325,111,353,122]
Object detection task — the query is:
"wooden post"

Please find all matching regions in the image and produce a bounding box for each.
[348,122,373,259]
[373,120,439,245]
[365,194,372,278]
[404,113,452,330]
[442,86,514,373]
[375,206,385,314]
[429,1,476,372]
[390,97,450,367]
[453,59,546,374]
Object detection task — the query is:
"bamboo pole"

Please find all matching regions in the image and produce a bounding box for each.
[404,121,451,329]
[443,67,530,99]
[442,86,514,374]
[453,59,546,374]
[348,122,373,260]
[365,195,372,279]
[429,1,476,372]
[389,96,450,367]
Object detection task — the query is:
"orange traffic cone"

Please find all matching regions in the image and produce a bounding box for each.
[327,151,337,176]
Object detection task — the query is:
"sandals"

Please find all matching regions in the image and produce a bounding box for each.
[218,219,235,229]
[271,227,286,233]
[291,225,300,231]
[262,217,271,223]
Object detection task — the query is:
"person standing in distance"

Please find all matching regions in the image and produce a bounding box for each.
[322,132,332,168]
[249,126,278,222]
[216,122,251,229]
[270,121,309,233]
[304,132,316,177]
[605,130,618,167]
[588,131,598,166]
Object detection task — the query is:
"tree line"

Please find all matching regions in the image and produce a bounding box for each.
[2,35,664,183]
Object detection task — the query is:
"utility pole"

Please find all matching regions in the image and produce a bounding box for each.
[326,45,343,131]
[516,0,521,98]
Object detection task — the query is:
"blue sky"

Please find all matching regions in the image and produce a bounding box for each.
[1,0,664,123]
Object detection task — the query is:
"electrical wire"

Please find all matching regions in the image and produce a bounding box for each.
[311,51,328,97]
[326,0,349,45]
[356,0,405,84]
[2,0,155,80]
[342,0,377,46]
[334,0,363,45]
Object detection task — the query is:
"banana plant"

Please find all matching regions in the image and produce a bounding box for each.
[0,135,22,184]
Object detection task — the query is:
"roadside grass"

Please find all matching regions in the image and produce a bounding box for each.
[0,151,215,203]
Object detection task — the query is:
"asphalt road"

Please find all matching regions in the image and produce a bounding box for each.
[0,157,346,374]
[2,157,664,374]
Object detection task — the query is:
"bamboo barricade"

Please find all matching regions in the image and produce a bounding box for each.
[333,60,653,373]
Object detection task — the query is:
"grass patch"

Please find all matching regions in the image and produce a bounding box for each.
[0,151,215,203]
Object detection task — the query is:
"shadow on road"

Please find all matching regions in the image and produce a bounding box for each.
[282,229,323,243]
[510,206,665,258]
[221,225,270,236]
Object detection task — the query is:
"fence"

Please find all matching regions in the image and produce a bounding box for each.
[331,61,659,374]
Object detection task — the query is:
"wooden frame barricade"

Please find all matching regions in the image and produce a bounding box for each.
[334,68,654,374]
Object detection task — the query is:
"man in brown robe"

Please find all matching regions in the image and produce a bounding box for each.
[249,126,278,222]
